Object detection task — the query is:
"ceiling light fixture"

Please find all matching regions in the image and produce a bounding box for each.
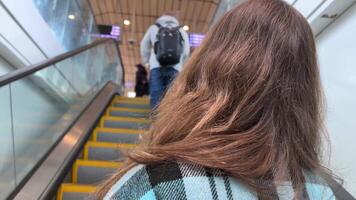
[183,25,189,31]
[124,19,131,26]
[68,14,75,20]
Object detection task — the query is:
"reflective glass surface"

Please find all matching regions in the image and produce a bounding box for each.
[32,0,98,51]
[0,85,15,199]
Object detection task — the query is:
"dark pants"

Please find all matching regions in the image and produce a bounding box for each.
[149,67,178,109]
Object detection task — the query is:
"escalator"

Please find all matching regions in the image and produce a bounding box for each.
[0,38,142,200]
[57,96,150,200]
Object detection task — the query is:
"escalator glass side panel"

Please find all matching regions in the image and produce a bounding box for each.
[0,85,16,199]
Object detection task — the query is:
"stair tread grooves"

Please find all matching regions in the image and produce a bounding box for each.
[58,96,151,200]
[114,99,149,104]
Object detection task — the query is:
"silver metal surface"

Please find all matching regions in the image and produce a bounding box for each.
[62,192,91,200]
[113,102,150,109]
[87,146,125,161]
[77,166,117,184]
[104,120,149,130]
[96,132,139,143]
[13,82,117,200]
[109,110,148,118]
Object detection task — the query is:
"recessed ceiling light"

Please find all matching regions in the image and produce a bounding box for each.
[124,19,130,26]
[68,14,75,20]
[183,25,189,31]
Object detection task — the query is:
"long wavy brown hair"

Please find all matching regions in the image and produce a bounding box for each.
[97,0,334,198]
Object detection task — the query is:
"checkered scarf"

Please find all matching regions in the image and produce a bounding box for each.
[104,162,335,200]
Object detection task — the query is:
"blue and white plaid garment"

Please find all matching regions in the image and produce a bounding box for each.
[104,162,335,200]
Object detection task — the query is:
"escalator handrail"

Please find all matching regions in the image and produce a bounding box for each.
[0,38,124,87]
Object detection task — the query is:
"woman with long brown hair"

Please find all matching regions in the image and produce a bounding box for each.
[97,0,337,199]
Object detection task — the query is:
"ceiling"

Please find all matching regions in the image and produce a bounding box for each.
[89,0,220,90]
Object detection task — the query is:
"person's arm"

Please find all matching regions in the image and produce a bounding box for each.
[140,26,154,65]
[181,30,190,62]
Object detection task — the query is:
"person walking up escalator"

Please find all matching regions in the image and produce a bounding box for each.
[140,13,190,109]
[134,64,149,97]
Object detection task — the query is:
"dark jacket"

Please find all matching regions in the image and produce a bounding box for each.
[135,65,149,97]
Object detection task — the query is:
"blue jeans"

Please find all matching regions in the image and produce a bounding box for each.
[149,67,178,109]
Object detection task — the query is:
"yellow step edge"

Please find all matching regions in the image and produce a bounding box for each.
[113,99,150,105]
[105,107,150,116]
[115,96,149,102]
[99,116,149,127]
[96,127,144,134]
[57,184,96,200]
[107,107,150,113]
[101,116,149,125]
[83,141,136,160]
[92,127,144,142]
[72,160,123,183]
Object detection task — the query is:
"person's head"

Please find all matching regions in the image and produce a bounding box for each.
[97,0,333,198]
[157,11,180,26]
[136,64,146,71]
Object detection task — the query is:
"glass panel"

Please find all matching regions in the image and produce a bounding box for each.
[0,85,16,199]
[0,56,14,76]
[6,40,122,184]
[10,73,68,182]
[32,0,98,51]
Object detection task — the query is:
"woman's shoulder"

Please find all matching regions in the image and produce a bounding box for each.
[104,162,335,200]
[104,161,232,200]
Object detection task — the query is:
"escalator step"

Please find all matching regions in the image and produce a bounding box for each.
[111,99,150,109]
[93,127,143,143]
[57,184,95,200]
[84,141,136,161]
[73,160,122,185]
[106,107,150,118]
[114,96,150,104]
[100,116,150,130]
[112,103,151,109]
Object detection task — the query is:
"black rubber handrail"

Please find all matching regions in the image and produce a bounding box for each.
[0,38,125,87]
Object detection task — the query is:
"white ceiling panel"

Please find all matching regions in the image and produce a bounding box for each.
[283,0,296,4]
[294,0,326,17]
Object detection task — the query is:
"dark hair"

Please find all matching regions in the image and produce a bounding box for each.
[97,0,334,198]
[136,64,145,69]
[136,64,146,72]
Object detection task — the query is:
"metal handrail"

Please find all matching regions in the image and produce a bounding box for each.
[0,38,124,87]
